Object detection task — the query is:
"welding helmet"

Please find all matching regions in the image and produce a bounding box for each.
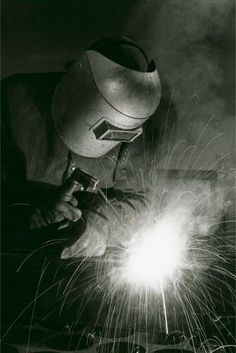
[52,37,161,158]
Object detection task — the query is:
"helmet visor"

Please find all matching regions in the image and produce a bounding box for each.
[92,119,143,142]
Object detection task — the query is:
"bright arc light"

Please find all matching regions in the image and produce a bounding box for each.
[123,214,187,290]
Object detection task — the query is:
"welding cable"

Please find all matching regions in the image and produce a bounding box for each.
[8,203,31,207]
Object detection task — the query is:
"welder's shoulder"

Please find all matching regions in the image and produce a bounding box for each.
[2,73,28,90]
[1,72,63,140]
[2,73,40,99]
[1,72,62,108]
[2,75,31,124]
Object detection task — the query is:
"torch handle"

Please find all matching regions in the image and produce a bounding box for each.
[59,178,79,202]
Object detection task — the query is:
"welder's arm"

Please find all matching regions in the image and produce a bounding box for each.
[61,190,145,258]
[1,79,81,234]
[1,129,81,232]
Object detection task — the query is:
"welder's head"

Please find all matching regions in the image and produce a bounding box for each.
[52,36,161,158]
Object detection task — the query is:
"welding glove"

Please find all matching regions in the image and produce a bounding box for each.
[29,178,82,230]
[61,191,145,258]
[61,209,109,258]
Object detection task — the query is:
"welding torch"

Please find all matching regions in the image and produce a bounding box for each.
[51,168,101,227]
[59,168,101,202]
[58,168,125,230]
[11,169,102,231]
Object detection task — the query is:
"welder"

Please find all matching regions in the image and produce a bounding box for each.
[1,37,161,257]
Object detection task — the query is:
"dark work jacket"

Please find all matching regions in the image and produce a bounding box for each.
[1,72,163,252]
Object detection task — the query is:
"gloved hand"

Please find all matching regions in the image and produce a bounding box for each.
[30,178,82,230]
[61,210,109,258]
[60,192,145,259]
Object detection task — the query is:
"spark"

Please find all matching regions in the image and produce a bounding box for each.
[122,212,188,290]
[5,108,234,349]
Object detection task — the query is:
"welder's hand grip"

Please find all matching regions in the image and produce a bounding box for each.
[58,178,79,203]
[30,178,81,230]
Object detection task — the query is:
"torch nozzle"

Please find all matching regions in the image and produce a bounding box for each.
[70,168,101,193]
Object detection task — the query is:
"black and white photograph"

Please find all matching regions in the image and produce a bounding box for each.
[1,1,235,352]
